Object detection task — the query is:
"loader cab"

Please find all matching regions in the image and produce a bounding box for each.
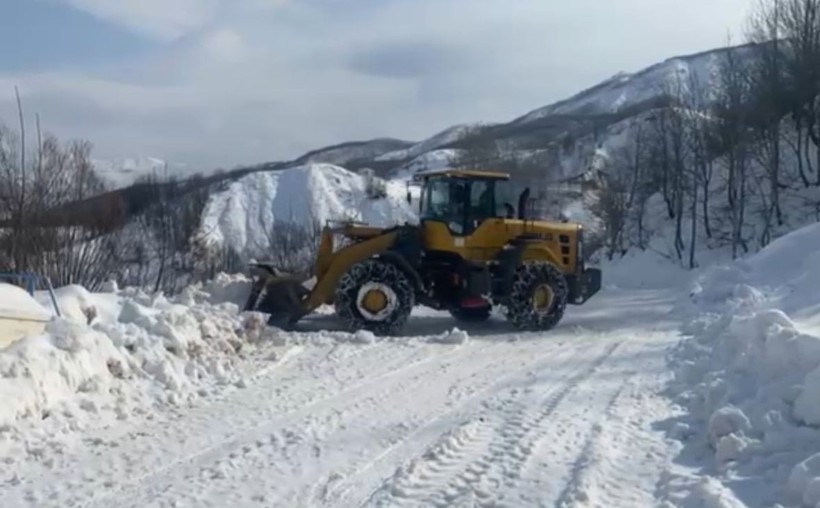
[417,169,515,236]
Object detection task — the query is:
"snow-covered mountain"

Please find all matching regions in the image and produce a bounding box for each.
[388,149,460,182]
[293,138,413,166]
[375,125,481,163]
[198,164,417,260]
[285,45,749,184]
[511,46,742,122]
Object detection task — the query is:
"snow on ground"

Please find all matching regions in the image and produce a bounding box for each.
[0,274,294,481]
[6,224,820,507]
[663,222,820,508]
[198,163,417,260]
[0,266,693,507]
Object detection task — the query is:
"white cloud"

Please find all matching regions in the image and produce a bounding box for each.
[1,0,752,172]
[57,0,221,40]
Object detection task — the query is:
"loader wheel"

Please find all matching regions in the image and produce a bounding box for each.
[449,306,492,323]
[506,261,568,332]
[334,259,415,336]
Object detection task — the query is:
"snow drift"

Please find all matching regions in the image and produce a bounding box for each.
[669,222,820,507]
[0,274,279,447]
[198,163,417,260]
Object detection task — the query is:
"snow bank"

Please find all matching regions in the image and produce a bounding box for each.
[689,222,820,317]
[2,271,462,448]
[668,223,820,507]
[198,163,417,259]
[34,283,122,324]
[599,249,692,290]
[0,275,282,443]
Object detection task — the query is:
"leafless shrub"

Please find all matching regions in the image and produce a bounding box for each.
[250,219,324,277]
[0,95,130,290]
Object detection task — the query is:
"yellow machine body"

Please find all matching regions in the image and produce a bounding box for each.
[243,169,600,333]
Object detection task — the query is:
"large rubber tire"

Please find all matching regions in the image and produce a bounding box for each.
[334,259,415,336]
[449,306,492,323]
[506,261,568,332]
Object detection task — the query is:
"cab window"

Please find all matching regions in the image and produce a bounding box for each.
[420,177,452,221]
[420,177,468,234]
[469,179,495,220]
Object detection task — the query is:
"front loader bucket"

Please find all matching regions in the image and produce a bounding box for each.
[243,264,311,328]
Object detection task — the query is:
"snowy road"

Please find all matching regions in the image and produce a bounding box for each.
[2,288,683,508]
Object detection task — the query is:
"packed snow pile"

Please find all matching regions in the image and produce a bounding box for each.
[668,223,820,507]
[198,163,417,260]
[0,274,281,447]
[689,222,820,318]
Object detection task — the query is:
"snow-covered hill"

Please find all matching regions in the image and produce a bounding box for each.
[513,45,756,123]
[198,164,417,260]
[298,46,753,184]
[295,138,413,166]
[376,124,479,162]
[88,45,755,198]
[388,149,459,181]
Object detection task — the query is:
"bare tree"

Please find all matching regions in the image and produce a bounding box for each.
[778,0,820,184]
[249,215,324,278]
[591,123,652,260]
[747,0,790,242]
[714,38,754,258]
[447,124,501,170]
[131,169,212,293]
[0,106,128,290]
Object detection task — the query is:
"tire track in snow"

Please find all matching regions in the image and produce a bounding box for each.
[552,378,632,508]
[323,343,601,507]
[189,340,595,508]
[75,338,510,508]
[552,340,675,508]
[357,341,622,508]
[5,340,487,508]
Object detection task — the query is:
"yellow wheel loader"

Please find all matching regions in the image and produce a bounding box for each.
[242,169,602,335]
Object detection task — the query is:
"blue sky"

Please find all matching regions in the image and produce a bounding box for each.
[0,0,752,172]
[0,1,156,72]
